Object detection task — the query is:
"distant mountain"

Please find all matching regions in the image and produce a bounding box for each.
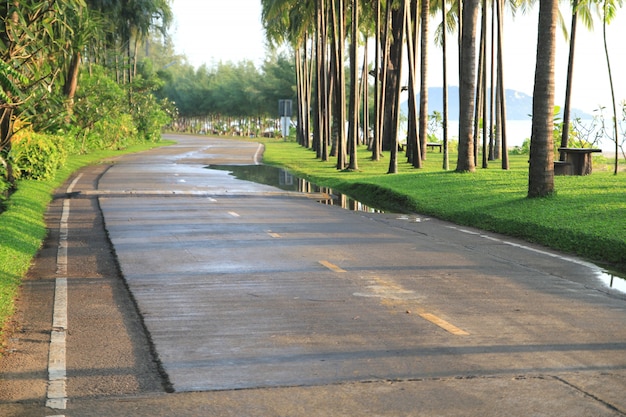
[402,86,592,120]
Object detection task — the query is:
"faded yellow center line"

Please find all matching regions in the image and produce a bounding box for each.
[364,276,470,336]
[418,312,470,336]
[267,232,281,238]
[319,260,347,273]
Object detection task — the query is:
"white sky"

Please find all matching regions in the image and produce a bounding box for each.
[170,0,626,114]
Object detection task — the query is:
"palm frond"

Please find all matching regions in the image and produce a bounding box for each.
[0,61,28,104]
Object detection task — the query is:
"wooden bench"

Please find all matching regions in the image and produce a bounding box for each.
[426,143,442,152]
[399,143,442,152]
[556,148,602,176]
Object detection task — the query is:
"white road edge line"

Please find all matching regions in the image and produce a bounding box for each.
[253,143,263,165]
[447,225,598,270]
[46,174,81,412]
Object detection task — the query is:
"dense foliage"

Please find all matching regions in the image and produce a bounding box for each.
[156,52,297,135]
[0,1,176,200]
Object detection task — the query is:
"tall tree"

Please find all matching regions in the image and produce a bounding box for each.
[599,0,621,174]
[496,0,509,169]
[559,0,593,158]
[371,0,382,160]
[387,0,407,174]
[382,1,405,154]
[347,0,359,170]
[418,0,430,162]
[405,0,421,167]
[441,0,450,170]
[456,0,479,172]
[330,0,347,169]
[528,0,558,197]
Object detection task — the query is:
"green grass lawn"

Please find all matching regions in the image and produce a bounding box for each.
[261,139,626,272]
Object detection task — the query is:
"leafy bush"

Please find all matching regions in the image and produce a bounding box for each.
[72,66,130,152]
[511,138,531,155]
[87,113,139,150]
[0,162,9,203]
[10,128,67,180]
[132,92,172,142]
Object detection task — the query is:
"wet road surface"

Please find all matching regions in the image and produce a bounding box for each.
[2,134,626,416]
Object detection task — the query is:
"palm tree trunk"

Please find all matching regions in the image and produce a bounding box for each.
[372,0,382,160]
[496,0,509,169]
[495,78,502,159]
[418,0,429,162]
[602,0,619,175]
[387,0,407,174]
[331,0,347,169]
[295,46,306,146]
[63,51,81,118]
[528,0,557,197]
[442,0,450,170]
[361,33,369,147]
[488,0,496,160]
[377,0,393,155]
[456,0,479,172]
[383,3,404,153]
[560,1,578,159]
[406,0,420,167]
[0,107,15,187]
[474,27,484,165]
[348,0,359,171]
[480,0,488,168]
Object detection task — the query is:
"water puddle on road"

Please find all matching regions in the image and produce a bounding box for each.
[207,164,384,213]
[206,164,626,293]
[596,269,626,294]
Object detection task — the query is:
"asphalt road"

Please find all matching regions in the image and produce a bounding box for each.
[1,134,626,416]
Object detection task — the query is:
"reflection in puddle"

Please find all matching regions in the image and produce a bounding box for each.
[207,164,626,291]
[207,164,383,213]
[596,270,626,294]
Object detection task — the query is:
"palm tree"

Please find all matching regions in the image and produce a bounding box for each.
[559,0,593,158]
[262,0,316,148]
[315,0,331,160]
[387,0,407,174]
[418,0,430,162]
[405,0,421,167]
[347,0,360,170]
[599,0,621,174]
[456,0,479,172]
[432,0,454,169]
[371,0,380,159]
[383,1,405,155]
[441,0,450,170]
[496,0,509,169]
[528,0,558,197]
[330,0,347,168]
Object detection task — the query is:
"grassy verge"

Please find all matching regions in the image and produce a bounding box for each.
[0,141,172,345]
[261,140,626,273]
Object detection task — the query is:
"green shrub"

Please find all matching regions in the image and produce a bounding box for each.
[0,162,9,203]
[132,93,172,142]
[511,138,531,155]
[73,65,130,152]
[10,128,67,180]
[87,113,139,150]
